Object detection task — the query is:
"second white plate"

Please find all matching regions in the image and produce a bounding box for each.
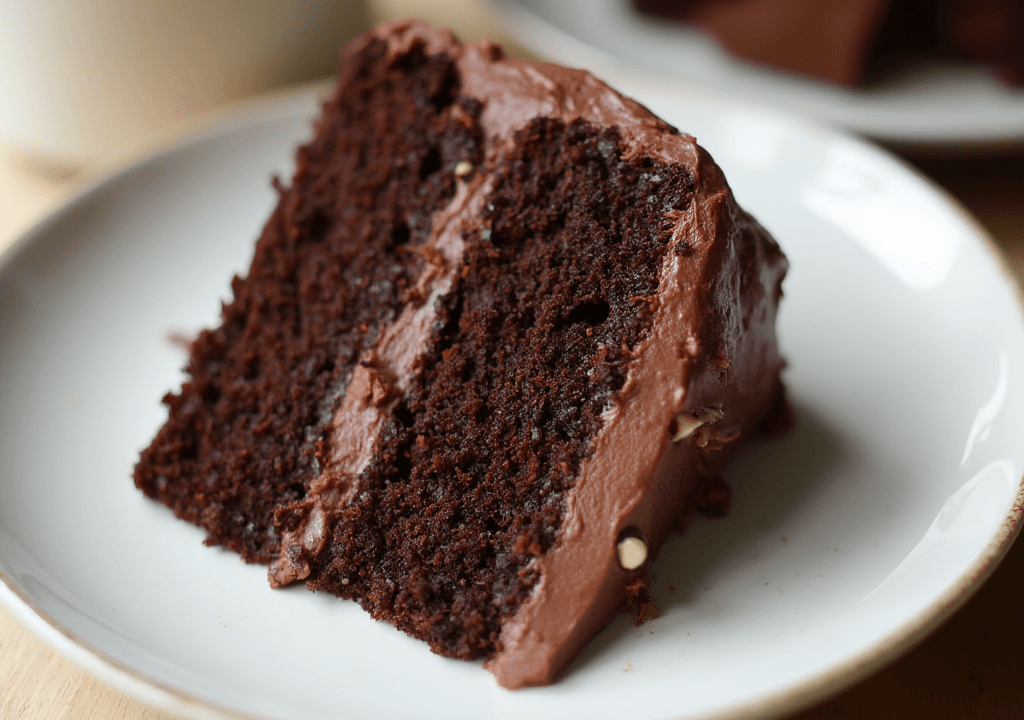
[1,84,1023,720]
[493,0,1024,147]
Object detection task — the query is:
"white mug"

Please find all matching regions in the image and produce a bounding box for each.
[0,0,369,166]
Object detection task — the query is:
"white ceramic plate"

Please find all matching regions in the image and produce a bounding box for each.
[491,0,1024,147]
[1,84,1023,720]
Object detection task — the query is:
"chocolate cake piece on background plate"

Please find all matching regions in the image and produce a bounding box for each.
[634,0,1024,86]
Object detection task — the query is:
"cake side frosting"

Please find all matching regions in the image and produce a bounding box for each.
[484,148,786,688]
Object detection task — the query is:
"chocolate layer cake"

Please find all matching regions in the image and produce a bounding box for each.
[135,20,788,688]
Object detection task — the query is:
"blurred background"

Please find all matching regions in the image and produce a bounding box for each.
[0,1,1022,719]
[2,0,1021,267]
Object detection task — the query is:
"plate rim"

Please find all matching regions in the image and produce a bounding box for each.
[0,81,338,720]
[1,83,1023,720]
[489,0,1024,149]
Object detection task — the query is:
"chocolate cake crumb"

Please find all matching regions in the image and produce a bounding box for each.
[135,36,484,562]
[303,117,694,658]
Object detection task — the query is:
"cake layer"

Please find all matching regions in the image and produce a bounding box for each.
[134,33,483,562]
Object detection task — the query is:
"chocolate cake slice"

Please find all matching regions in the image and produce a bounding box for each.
[135,20,788,689]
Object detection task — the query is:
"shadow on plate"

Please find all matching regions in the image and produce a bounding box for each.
[568,399,851,677]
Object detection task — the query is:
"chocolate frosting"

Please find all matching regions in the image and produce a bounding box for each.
[268,20,787,689]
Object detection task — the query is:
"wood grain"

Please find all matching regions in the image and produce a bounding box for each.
[0,606,176,720]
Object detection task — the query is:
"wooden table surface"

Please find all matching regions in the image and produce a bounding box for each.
[2,5,1024,718]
